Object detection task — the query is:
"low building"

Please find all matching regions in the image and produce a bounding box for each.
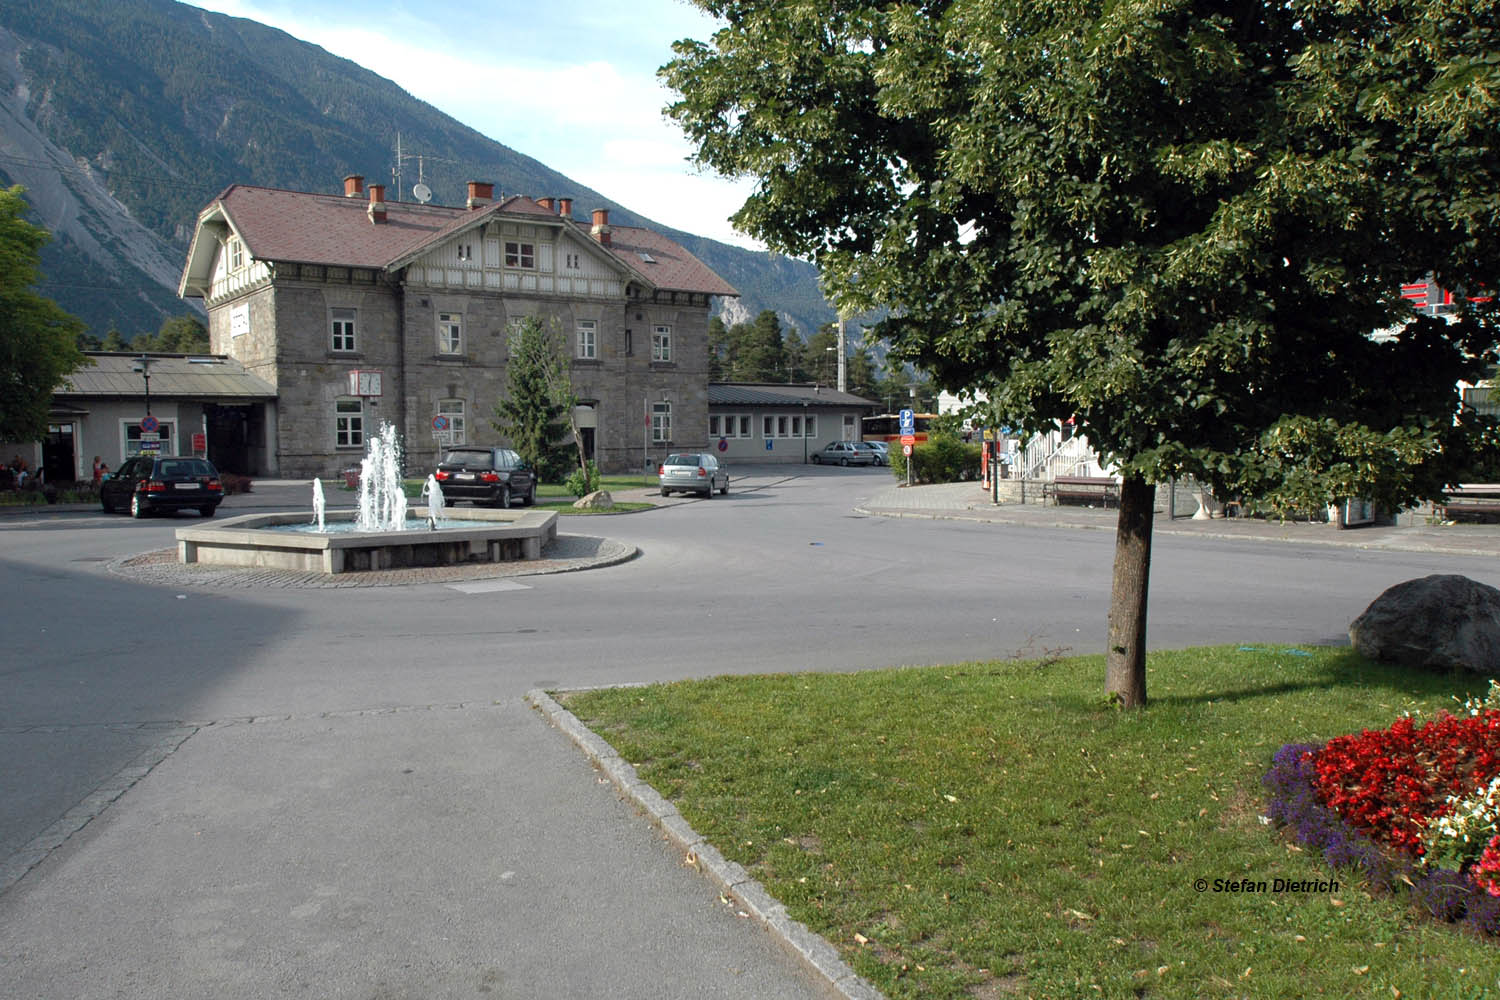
[177,176,738,477]
[0,353,276,484]
[707,383,877,464]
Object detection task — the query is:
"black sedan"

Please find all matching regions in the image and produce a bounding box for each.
[101,455,224,518]
[433,447,537,507]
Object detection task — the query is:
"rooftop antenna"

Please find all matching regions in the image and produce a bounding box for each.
[412,155,432,204]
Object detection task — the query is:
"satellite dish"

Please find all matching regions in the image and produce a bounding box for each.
[413,182,432,204]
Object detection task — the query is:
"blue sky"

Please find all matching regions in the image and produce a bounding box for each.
[187,0,761,248]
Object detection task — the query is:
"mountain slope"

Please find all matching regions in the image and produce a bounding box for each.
[0,0,836,339]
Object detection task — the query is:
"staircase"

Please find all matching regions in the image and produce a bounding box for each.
[1020,429,1110,481]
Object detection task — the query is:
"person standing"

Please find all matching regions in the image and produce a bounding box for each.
[92,455,103,487]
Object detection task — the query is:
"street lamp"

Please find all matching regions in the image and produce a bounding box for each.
[131,354,157,416]
[802,400,809,463]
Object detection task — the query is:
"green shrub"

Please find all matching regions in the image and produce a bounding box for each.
[564,461,601,497]
[889,434,981,484]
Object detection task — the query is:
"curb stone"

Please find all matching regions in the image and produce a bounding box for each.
[525,688,886,1000]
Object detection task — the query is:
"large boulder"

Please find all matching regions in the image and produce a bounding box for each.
[1349,574,1500,674]
[572,490,614,510]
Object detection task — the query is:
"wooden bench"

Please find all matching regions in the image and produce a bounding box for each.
[1049,476,1120,507]
[1437,484,1500,523]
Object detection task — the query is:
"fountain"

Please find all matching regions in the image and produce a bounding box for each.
[174,422,556,574]
[420,474,446,529]
[312,477,327,532]
[356,421,408,531]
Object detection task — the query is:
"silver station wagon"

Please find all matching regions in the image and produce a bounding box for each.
[658,452,729,498]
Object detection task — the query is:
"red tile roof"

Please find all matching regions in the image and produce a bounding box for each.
[200,185,736,297]
[606,227,739,298]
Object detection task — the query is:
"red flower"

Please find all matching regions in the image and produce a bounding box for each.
[1306,710,1500,858]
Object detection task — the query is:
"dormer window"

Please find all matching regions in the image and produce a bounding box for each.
[505,241,535,269]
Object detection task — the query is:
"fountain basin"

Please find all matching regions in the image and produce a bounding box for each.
[175,507,558,574]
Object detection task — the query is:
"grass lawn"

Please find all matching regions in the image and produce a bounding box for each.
[560,646,1500,999]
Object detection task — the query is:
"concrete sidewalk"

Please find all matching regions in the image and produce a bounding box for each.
[859,480,1500,558]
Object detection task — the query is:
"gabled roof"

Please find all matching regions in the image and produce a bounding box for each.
[709,383,877,408]
[179,184,737,298]
[607,227,738,298]
[59,354,277,400]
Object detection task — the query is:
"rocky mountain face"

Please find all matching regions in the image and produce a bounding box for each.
[0,0,835,340]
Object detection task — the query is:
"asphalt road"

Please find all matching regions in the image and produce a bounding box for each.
[2,465,1496,998]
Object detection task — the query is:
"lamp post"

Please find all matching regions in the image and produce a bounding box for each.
[132,354,157,416]
[802,400,809,463]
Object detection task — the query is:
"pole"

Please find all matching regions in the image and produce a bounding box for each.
[802,402,808,463]
[643,393,649,487]
[836,317,847,393]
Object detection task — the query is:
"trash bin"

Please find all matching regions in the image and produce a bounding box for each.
[343,466,360,489]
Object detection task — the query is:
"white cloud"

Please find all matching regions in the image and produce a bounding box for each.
[188,0,762,249]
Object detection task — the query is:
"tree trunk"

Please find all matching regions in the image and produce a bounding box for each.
[1105,474,1155,708]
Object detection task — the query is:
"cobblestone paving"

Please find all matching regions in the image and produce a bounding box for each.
[107,533,636,589]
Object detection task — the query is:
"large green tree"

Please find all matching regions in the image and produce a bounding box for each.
[664,0,1499,706]
[0,186,86,443]
[492,316,577,483]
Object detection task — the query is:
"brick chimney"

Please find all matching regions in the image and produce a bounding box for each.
[591,208,612,247]
[466,180,493,211]
[343,174,365,198]
[367,184,387,224]
[537,196,555,213]
[558,197,573,219]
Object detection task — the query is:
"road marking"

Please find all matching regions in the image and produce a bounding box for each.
[447,579,533,594]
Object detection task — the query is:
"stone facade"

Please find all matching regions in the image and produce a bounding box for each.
[182,184,733,479]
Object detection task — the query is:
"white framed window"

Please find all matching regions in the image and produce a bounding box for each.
[438,398,466,445]
[505,241,536,269]
[576,320,597,360]
[336,398,364,448]
[763,415,774,438]
[791,415,803,437]
[805,414,817,438]
[331,307,356,352]
[651,401,672,443]
[652,325,672,362]
[228,237,243,271]
[437,312,463,355]
[711,414,751,438]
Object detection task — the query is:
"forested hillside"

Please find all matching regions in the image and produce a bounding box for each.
[0,0,836,339]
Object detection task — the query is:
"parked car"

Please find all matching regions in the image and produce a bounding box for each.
[433,447,536,507]
[810,441,875,466]
[659,453,729,497]
[856,441,890,466]
[101,455,224,518]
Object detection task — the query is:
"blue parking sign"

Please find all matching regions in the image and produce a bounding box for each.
[899,409,915,435]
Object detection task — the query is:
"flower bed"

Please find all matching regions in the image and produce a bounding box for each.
[1264,681,1500,937]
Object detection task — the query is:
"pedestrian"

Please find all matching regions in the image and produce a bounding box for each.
[92,455,103,487]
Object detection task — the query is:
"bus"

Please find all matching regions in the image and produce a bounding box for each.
[861,413,937,444]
